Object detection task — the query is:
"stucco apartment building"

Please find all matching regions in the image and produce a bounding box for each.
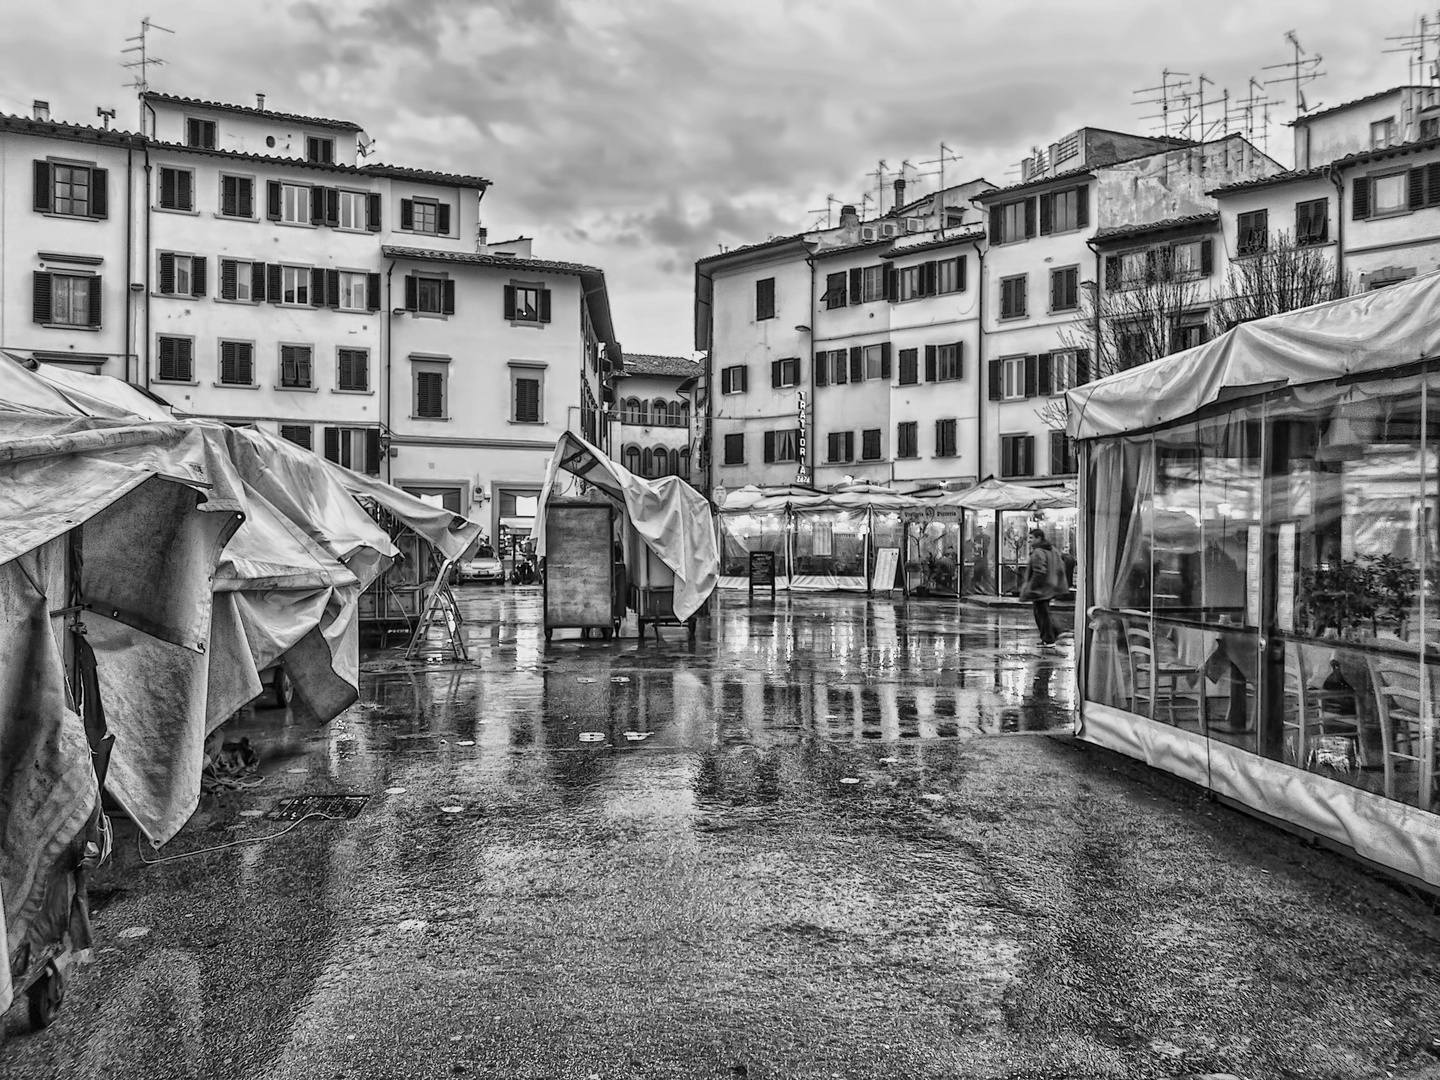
[4,92,620,542]
[609,352,701,483]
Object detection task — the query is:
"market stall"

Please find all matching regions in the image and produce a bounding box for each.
[938,479,1075,597]
[1066,270,1440,891]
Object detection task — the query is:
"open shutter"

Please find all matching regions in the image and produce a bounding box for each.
[1038,353,1054,396]
[1104,255,1121,289]
[1039,192,1053,235]
[175,170,191,212]
[310,267,325,307]
[833,350,846,384]
[1353,177,1371,220]
[849,268,862,303]
[989,205,1002,243]
[238,178,254,218]
[326,269,341,308]
[365,429,382,475]
[923,261,938,296]
[771,359,783,388]
[32,271,51,323]
[954,341,965,381]
[267,263,282,304]
[1200,239,1214,275]
[437,204,451,235]
[367,193,382,231]
[191,256,206,298]
[885,268,898,301]
[87,279,102,327]
[252,262,267,302]
[958,255,967,291]
[310,187,325,226]
[1075,184,1090,228]
[323,427,340,463]
[849,346,862,382]
[924,344,937,382]
[934,420,945,456]
[880,342,892,380]
[405,275,418,311]
[91,168,108,218]
[325,187,340,227]
[1075,348,1091,386]
[987,359,1003,401]
[764,431,775,463]
[740,366,748,393]
[158,252,175,295]
[1024,355,1039,398]
[844,431,854,462]
[367,272,381,311]
[1409,167,1426,211]
[538,288,551,322]
[33,160,51,212]
[221,259,237,301]
[442,279,456,315]
[1023,436,1036,477]
[815,350,828,387]
[400,199,414,230]
[503,284,516,320]
[1050,270,1063,312]
[1428,163,1440,207]
[1024,197,1036,238]
[267,180,282,221]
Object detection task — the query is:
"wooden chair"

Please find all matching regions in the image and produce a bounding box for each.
[1282,650,1361,771]
[1125,626,1205,726]
[1364,653,1429,803]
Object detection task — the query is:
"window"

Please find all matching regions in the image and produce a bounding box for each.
[934,419,957,458]
[756,277,775,320]
[862,428,882,461]
[1049,266,1078,312]
[338,348,369,391]
[1372,172,1407,216]
[1002,356,1026,400]
[37,161,106,219]
[280,183,311,224]
[1041,186,1087,233]
[824,271,847,309]
[624,445,641,472]
[622,398,647,424]
[513,371,542,423]
[280,344,313,389]
[401,198,449,235]
[720,365,748,394]
[862,265,885,302]
[323,427,381,475]
[219,259,261,302]
[936,256,965,294]
[186,118,216,149]
[414,364,447,419]
[1116,326,1147,370]
[828,348,849,385]
[1237,209,1268,256]
[1001,435,1035,477]
[33,272,98,327]
[336,190,367,230]
[157,253,206,298]
[280,265,310,305]
[1050,431,1077,475]
[1370,118,1397,150]
[306,136,335,164]
[935,343,961,381]
[405,274,452,315]
[1120,250,1147,286]
[898,348,918,386]
[338,271,368,311]
[1293,198,1329,245]
[723,433,745,465]
[1424,117,1440,140]
[1000,275,1027,319]
[1049,350,1077,395]
[279,424,312,450]
[158,167,193,211]
[1170,240,1204,277]
[897,421,918,459]
[219,341,254,385]
[53,165,91,217]
[771,356,800,388]
[993,199,1032,244]
[220,175,254,218]
[156,336,194,382]
[863,344,884,380]
[826,431,855,463]
[504,282,548,323]
[764,429,799,463]
[1170,314,1209,353]
[899,265,923,301]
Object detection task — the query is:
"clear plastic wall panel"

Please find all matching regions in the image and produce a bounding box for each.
[1085,439,1154,715]
[905,518,962,596]
[720,511,788,577]
[962,512,997,595]
[794,509,867,578]
[999,512,1033,596]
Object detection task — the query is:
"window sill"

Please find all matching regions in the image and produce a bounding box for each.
[332,387,374,395]
[934,453,958,459]
[998,313,1029,322]
[411,415,450,422]
[409,310,449,320]
[40,211,104,223]
[508,319,546,329]
[896,454,919,460]
[274,220,319,229]
[1002,395,1027,403]
[400,227,445,238]
[1049,305,1079,316]
[156,206,200,217]
[214,213,259,223]
[214,382,259,390]
[721,461,747,468]
[275,384,319,393]
[1295,238,1336,249]
[154,292,206,301]
[154,377,199,387]
[508,419,545,426]
[40,323,99,332]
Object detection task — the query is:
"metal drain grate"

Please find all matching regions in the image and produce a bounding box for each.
[266,794,369,821]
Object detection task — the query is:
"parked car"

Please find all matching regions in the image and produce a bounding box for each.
[458,543,506,584]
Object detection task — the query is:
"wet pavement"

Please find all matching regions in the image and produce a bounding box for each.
[4,590,1440,1080]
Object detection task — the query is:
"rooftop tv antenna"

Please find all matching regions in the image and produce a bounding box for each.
[1134,69,1193,139]
[121,16,174,131]
[1263,31,1326,125]
[1384,12,1440,84]
[918,143,962,235]
[865,160,888,216]
[1230,77,1273,153]
[807,194,840,229]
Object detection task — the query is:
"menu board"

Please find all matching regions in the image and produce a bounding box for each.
[1276,523,1296,632]
[871,547,900,593]
[543,502,614,629]
[1246,526,1263,626]
[749,551,777,598]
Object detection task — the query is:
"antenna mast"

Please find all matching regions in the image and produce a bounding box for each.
[121,17,175,132]
[1134,69,1192,139]
[1263,30,1325,127]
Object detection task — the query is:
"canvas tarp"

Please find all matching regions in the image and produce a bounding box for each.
[324,461,484,564]
[536,432,718,620]
[936,478,1074,511]
[1066,270,1440,442]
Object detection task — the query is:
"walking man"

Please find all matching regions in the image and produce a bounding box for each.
[1021,528,1067,647]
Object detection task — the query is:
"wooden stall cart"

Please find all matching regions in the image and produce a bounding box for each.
[543,499,625,641]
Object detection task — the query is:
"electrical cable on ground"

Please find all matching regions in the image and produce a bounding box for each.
[135,811,344,866]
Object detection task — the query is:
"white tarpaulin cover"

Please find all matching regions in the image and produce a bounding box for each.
[536,432,718,620]
[1066,270,1440,442]
[325,462,483,563]
[936,478,1074,511]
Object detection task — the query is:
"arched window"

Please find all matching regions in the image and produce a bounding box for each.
[622,398,642,424]
[641,448,654,477]
[652,447,670,477]
[653,398,669,426]
[667,401,684,426]
[678,448,691,479]
[623,444,641,473]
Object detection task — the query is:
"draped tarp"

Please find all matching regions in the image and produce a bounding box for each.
[937,478,1074,511]
[1066,269,1440,442]
[536,432,718,621]
[324,460,484,564]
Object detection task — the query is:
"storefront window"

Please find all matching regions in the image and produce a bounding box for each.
[795,510,867,578]
[721,511,788,577]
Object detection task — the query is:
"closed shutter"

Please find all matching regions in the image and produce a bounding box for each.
[364,429,382,475]
[339,350,354,390]
[538,288,550,322]
[177,170,191,212]
[815,350,828,387]
[253,262,268,302]
[367,272,381,311]
[987,359,1003,401]
[158,252,175,295]
[400,199,414,230]
[1075,348,1092,386]
[1200,239,1214,275]
[310,187,325,226]
[1023,355,1039,398]
[515,377,540,422]
[160,168,177,209]
[325,187,340,227]
[442,279,456,315]
[176,338,193,380]
[267,263,282,304]
[958,254,967,291]
[310,267,325,307]
[327,269,341,308]
[885,268,898,301]
[405,275,418,311]
[367,193,382,232]
[898,348,916,385]
[1076,184,1089,228]
[191,256,206,298]
[844,431,854,462]
[1050,270,1063,312]
[1039,192,1053,235]
[863,429,880,460]
[33,160,51,212]
[417,371,444,417]
[1038,352,1053,396]
[221,175,237,217]
[1295,199,1311,239]
[764,431,775,463]
[934,420,945,456]
[323,426,341,463]
[91,168,108,218]
[833,351,846,385]
[1353,177,1371,220]
[827,433,838,462]
[1429,163,1440,206]
[1104,255,1120,289]
[238,178,253,218]
[740,366,748,392]
[924,344,937,382]
[1024,197,1036,238]
[267,180,282,221]
[1022,436,1035,477]
[880,342,892,380]
[849,346,862,382]
[159,336,176,380]
[849,268,862,303]
[1410,167,1426,211]
[989,205,1001,243]
[220,341,237,384]
[503,284,516,319]
[221,259,238,301]
[923,261,938,296]
[437,204,451,235]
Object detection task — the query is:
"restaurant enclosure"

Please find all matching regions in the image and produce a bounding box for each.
[1066,272,1440,890]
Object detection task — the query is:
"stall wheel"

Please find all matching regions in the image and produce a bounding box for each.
[28,963,64,1031]
[272,667,292,710]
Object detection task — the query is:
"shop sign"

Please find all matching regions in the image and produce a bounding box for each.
[901,506,962,523]
[795,390,810,485]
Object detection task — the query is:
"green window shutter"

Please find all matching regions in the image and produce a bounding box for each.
[32,271,51,323]
[1352,177,1371,220]
[924,344,937,382]
[1038,352,1053,396]
[220,259,237,301]
[880,342,892,380]
[849,346,862,382]
[327,269,341,308]
[1409,167,1426,211]
[987,359,1003,401]
[849,268,862,302]
[1024,355,1039,398]
[954,341,965,381]
[400,199,414,230]
[1075,184,1089,228]
[764,431,775,463]
[310,267,325,307]
[325,187,340,227]
[437,204,451,235]
[267,180,282,220]
[158,252,175,295]
[252,262,268,302]
[1039,192,1053,235]
[958,255,967,291]
[191,256,206,298]
[310,187,325,226]
[267,263,282,304]
[33,160,51,212]
[1024,197,1036,237]
[367,193,382,231]
[538,288,550,322]
[442,279,456,315]
[323,427,340,462]
[367,272,381,311]
[1200,239,1214,275]
[221,176,237,216]
[158,337,176,380]
[405,275,418,311]
[814,349,828,387]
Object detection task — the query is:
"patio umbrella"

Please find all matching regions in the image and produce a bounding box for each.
[939,478,1075,511]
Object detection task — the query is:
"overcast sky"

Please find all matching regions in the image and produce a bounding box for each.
[1,0,1431,354]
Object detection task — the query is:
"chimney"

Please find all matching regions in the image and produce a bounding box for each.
[476,225,488,251]
[256,93,266,111]
[839,204,859,230]
[893,178,906,209]
[33,100,49,122]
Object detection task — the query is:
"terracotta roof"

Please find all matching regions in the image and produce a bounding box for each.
[618,353,699,378]
[695,232,812,265]
[973,165,1096,202]
[382,245,603,276]
[1093,213,1220,243]
[0,112,142,147]
[881,228,986,259]
[146,139,489,188]
[812,237,894,260]
[143,91,362,132]
[1208,135,1440,196]
[1289,85,1426,126]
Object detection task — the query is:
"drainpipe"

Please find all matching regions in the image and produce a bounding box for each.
[806,250,817,486]
[974,239,986,482]
[1325,163,1346,296]
[384,258,396,482]
[142,99,157,390]
[1087,237,1103,371]
[124,142,133,383]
